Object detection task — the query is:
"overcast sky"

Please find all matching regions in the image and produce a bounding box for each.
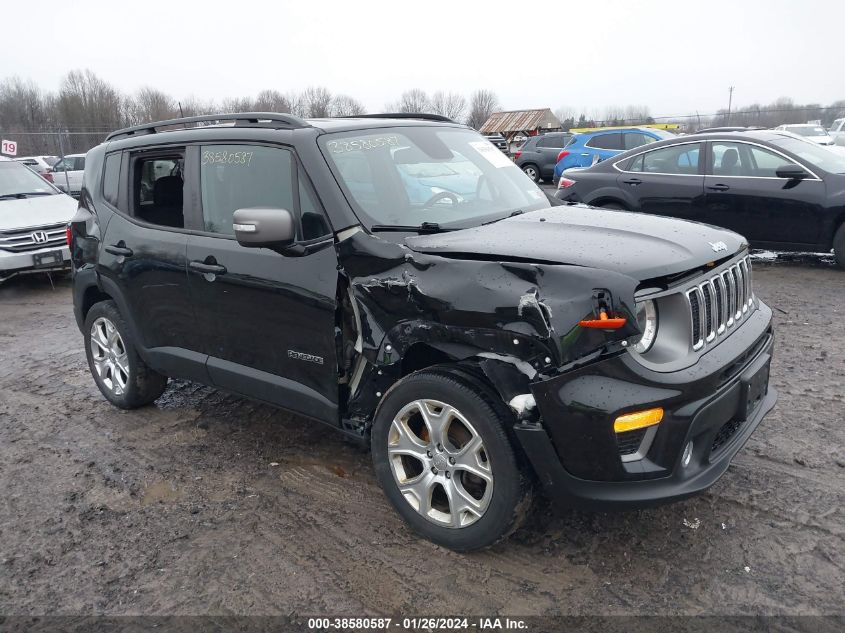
[3,0,843,118]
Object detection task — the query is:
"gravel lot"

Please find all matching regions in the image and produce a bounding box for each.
[0,256,843,618]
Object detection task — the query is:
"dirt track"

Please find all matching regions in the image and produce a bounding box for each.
[0,256,843,617]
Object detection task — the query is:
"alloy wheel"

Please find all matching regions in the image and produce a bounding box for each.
[387,399,493,528]
[90,317,129,395]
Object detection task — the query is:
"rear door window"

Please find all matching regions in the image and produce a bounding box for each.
[131,152,186,228]
[630,143,701,174]
[585,133,623,150]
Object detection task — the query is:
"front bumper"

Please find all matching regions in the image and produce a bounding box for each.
[515,303,776,510]
[0,245,71,282]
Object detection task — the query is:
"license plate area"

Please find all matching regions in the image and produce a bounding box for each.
[33,251,63,269]
[739,353,771,420]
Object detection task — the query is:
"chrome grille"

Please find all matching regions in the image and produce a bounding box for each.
[0,223,67,253]
[687,256,754,351]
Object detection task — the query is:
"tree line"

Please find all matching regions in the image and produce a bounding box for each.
[0,70,502,156]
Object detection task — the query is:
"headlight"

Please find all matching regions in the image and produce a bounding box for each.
[633,300,658,353]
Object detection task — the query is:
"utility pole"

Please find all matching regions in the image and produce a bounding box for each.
[727,86,735,124]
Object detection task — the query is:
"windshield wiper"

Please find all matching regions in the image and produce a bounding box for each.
[370,222,455,234]
[482,209,525,226]
[0,192,53,200]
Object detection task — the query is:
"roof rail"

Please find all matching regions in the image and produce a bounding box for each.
[105,112,310,141]
[342,112,456,123]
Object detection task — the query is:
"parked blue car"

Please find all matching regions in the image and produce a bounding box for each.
[553,127,675,181]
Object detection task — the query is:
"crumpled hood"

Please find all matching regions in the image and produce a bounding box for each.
[0,194,77,231]
[404,205,747,280]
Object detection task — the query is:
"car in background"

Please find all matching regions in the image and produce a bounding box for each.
[50,153,86,195]
[828,118,845,145]
[14,155,59,183]
[0,157,78,283]
[484,134,509,154]
[513,131,573,182]
[773,124,834,145]
[553,128,674,181]
[555,130,845,268]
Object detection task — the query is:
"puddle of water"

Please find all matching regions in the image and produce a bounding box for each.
[141,481,183,507]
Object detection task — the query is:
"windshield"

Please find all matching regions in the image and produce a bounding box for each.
[320,127,550,229]
[772,137,845,174]
[783,126,828,137]
[0,161,57,198]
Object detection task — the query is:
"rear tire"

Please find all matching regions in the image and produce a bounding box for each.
[371,367,532,551]
[834,224,845,270]
[521,164,541,183]
[84,300,168,409]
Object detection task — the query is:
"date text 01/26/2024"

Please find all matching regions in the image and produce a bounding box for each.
[306,617,528,630]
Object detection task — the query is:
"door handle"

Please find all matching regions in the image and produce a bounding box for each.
[623,178,642,186]
[105,243,133,257]
[189,260,227,276]
[707,184,730,192]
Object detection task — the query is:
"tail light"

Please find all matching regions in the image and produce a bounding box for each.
[66,225,72,247]
[558,177,576,189]
[556,150,570,163]
[43,172,54,183]
[514,151,522,160]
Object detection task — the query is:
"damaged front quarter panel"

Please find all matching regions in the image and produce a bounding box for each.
[336,230,642,421]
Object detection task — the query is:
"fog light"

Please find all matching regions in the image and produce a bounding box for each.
[682,441,694,467]
[614,407,663,433]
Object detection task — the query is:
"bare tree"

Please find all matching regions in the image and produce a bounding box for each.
[57,70,124,151]
[431,91,466,121]
[396,89,431,113]
[254,89,292,113]
[179,96,217,117]
[126,87,176,124]
[466,89,499,130]
[301,86,333,118]
[0,77,55,154]
[331,94,366,117]
[220,97,254,113]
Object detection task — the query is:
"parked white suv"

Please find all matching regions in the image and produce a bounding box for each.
[50,153,86,195]
[0,158,78,283]
[14,155,58,182]
[773,124,834,145]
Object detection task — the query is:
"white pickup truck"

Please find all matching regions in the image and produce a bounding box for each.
[830,118,845,146]
[50,153,86,196]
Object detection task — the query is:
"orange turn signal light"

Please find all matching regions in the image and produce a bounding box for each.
[579,310,627,329]
[614,407,664,433]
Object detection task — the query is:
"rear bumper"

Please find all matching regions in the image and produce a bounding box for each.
[0,245,71,281]
[515,303,776,510]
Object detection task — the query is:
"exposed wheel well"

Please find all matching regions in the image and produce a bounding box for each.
[81,286,112,321]
[400,343,453,377]
[591,197,629,210]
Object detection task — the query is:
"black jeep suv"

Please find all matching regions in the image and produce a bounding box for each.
[69,112,776,551]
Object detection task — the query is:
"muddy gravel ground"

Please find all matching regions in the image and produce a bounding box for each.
[0,256,843,619]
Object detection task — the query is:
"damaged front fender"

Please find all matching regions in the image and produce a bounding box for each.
[336,230,642,420]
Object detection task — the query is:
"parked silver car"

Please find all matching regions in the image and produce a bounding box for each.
[0,158,77,283]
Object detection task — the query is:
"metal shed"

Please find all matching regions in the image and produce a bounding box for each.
[479,109,561,142]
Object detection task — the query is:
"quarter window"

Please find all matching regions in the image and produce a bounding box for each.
[102,152,121,207]
[626,143,701,174]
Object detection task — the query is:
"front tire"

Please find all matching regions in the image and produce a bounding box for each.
[84,300,167,409]
[833,223,845,269]
[371,367,532,551]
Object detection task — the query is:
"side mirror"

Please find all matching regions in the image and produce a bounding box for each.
[233,207,295,248]
[776,164,809,180]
